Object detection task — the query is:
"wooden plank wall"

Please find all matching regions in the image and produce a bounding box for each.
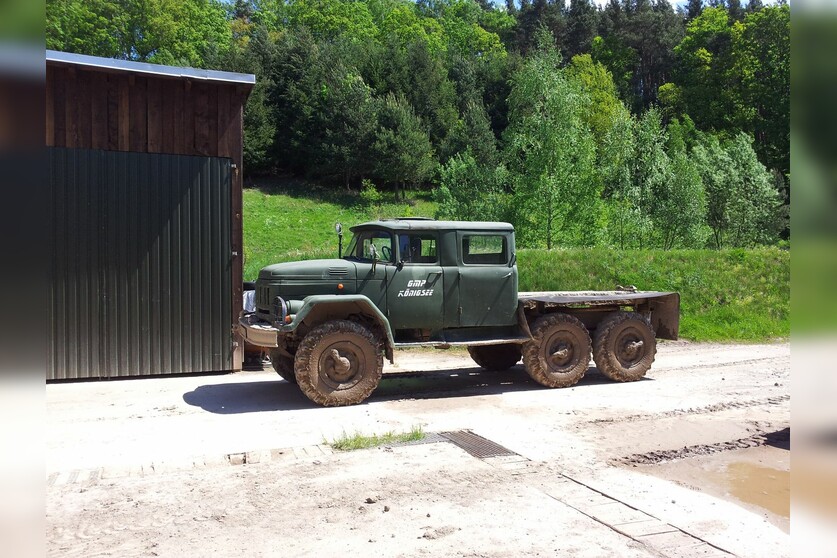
[46,63,250,370]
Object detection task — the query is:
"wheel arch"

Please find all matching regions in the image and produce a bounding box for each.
[293,295,395,363]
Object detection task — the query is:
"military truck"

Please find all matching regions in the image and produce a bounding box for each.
[239,219,680,406]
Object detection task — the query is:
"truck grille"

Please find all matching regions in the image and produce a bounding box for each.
[257,285,271,307]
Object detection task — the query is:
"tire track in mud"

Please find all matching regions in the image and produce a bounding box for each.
[614,427,790,466]
[583,394,789,425]
[651,355,788,374]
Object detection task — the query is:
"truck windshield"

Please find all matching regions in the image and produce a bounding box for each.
[344,231,394,263]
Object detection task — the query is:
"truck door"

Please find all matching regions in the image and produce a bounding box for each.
[352,230,395,314]
[386,233,444,331]
[457,232,518,327]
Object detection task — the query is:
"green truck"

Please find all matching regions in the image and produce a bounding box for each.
[239,218,680,406]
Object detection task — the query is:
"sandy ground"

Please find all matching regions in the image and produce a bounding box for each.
[46,341,790,558]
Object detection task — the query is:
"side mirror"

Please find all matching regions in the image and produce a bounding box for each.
[336,223,343,257]
[369,243,378,273]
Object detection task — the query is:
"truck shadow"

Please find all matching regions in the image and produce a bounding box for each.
[182,365,651,414]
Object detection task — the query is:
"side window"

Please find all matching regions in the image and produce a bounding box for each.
[358,232,393,262]
[398,234,437,264]
[462,235,507,265]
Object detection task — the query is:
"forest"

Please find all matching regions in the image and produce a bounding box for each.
[46,0,790,250]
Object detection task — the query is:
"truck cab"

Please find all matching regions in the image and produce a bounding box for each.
[252,219,524,345]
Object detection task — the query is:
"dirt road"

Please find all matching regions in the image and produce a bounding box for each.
[46,341,789,557]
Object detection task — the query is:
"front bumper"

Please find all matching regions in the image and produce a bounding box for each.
[238,312,281,348]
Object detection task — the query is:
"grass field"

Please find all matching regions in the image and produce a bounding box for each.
[518,248,789,342]
[243,177,435,278]
[243,179,789,342]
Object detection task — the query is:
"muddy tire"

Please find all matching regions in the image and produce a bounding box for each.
[467,344,522,371]
[592,312,656,382]
[294,320,383,406]
[269,349,297,384]
[522,313,591,388]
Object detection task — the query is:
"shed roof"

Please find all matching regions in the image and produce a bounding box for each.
[46,50,255,87]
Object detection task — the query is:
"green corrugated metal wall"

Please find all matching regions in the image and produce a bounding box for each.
[48,148,233,380]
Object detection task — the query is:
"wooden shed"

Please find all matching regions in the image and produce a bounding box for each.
[46,50,255,380]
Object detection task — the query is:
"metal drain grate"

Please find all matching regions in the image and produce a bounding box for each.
[441,430,519,458]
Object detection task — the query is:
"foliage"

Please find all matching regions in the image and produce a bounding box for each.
[504,31,601,249]
[47,0,232,67]
[373,93,437,195]
[434,152,508,221]
[47,0,790,247]
[692,131,781,248]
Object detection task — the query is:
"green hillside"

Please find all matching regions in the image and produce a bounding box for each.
[243,178,436,279]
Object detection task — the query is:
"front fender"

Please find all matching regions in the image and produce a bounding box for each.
[290,295,395,362]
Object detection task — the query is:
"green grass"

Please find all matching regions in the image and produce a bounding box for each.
[518,248,789,342]
[327,425,425,451]
[243,179,789,342]
[243,176,437,279]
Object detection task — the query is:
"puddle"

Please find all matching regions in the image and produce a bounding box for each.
[725,461,789,519]
[636,444,790,532]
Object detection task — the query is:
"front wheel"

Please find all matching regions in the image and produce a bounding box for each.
[269,349,297,384]
[592,312,656,382]
[294,320,383,406]
[522,313,591,388]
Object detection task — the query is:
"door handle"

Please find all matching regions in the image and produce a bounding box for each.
[502,271,512,278]
[427,270,442,284]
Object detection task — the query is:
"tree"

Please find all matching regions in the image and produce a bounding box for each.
[745,0,763,14]
[47,0,232,67]
[567,54,624,149]
[692,132,780,247]
[310,68,380,188]
[686,0,704,21]
[445,100,500,168]
[600,109,639,248]
[286,0,378,43]
[670,7,738,130]
[566,0,599,57]
[731,5,790,176]
[652,152,707,249]
[728,0,744,21]
[504,30,601,248]
[373,94,437,198]
[628,108,669,248]
[434,153,508,221]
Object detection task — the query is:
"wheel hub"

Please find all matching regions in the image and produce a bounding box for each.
[545,338,574,369]
[616,331,645,365]
[550,344,570,362]
[319,342,364,387]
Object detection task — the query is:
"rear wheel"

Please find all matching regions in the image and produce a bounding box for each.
[467,344,521,371]
[269,349,296,384]
[522,313,591,388]
[592,312,656,382]
[294,320,383,406]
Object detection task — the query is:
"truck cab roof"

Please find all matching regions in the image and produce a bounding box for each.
[350,218,514,233]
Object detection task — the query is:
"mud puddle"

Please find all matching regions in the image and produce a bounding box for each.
[637,443,789,532]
